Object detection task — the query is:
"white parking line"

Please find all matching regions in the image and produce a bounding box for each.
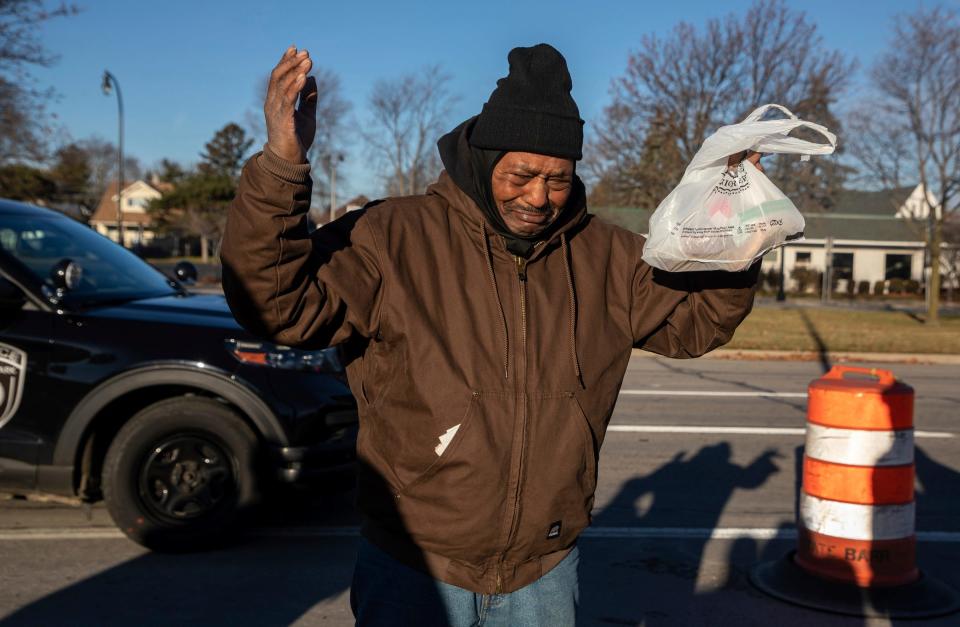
[620,390,807,398]
[0,528,124,540]
[607,425,956,438]
[3,526,959,543]
[582,527,960,542]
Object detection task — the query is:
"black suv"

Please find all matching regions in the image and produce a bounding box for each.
[0,198,357,549]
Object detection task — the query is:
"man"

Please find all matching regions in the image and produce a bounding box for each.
[222,43,762,626]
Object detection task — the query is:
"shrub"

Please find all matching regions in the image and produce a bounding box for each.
[845,278,857,297]
[888,278,906,294]
[857,281,871,295]
[904,279,921,294]
[763,269,782,292]
[790,267,819,293]
[874,280,886,296]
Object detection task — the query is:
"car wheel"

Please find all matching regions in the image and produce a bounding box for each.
[102,396,263,551]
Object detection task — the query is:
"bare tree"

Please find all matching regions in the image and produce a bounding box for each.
[589,0,854,209]
[944,215,960,304]
[0,1,78,164]
[362,65,458,196]
[78,137,142,201]
[846,6,960,324]
[586,105,683,208]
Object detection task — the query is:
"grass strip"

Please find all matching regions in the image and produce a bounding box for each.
[728,306,960,354]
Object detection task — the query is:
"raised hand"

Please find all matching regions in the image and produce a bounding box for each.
[263,46,318,163]
[727,150,765,174]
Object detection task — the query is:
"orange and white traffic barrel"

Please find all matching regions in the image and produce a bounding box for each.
[797,365,916,587]
[750,366,960,618]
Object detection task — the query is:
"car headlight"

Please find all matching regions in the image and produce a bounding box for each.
[224,339,342,373]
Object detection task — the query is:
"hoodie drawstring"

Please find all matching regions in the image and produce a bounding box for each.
[479,222,582,388]
[561,233,584,389]
[481,220,510,379]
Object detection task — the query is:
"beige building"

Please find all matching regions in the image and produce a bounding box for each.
[89,180,164,248]
[594,184,957,294]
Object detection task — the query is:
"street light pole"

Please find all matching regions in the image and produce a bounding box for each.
[102,70,124,247]
[329,161,336,224]
[777,245,787,301]
[327,152,344,224]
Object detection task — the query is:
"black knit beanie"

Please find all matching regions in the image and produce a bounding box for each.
[470,43,584,161]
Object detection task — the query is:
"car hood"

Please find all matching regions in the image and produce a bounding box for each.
[83,292,244,330]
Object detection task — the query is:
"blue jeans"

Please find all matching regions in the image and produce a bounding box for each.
[350,537,580,626]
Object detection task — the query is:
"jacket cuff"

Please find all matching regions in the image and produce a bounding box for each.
[257,145,312,184]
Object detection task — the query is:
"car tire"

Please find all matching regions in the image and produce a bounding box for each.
[102,396,263,551]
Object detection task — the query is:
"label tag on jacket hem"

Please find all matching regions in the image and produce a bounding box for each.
[547,521,562,539]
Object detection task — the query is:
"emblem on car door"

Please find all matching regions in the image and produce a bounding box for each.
[0,343,26,429]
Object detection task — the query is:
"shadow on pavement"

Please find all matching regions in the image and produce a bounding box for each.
[915,446,960,532]
[580,442,781,625]
[797,309,831,374]
[0,533,356,626]
[650,359,807,415]
[0,461,447,627]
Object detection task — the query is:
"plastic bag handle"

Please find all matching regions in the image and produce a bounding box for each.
[743,104,836,150]
[822,365,896,386]
[765,122,837,149]
[742,104,799,123]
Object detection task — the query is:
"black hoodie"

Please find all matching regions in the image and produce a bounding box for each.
[437,116,583,258]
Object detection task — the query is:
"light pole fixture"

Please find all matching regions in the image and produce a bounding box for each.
[102,70,124,247]
[325,152,345,224]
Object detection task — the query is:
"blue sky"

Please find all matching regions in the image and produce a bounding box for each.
[33,0,941,198]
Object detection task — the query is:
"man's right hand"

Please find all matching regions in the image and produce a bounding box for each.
[264,46,317,163]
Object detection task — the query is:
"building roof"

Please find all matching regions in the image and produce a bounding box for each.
[592,186,926,244]
[829,187,914,215]
[592,207,652,234]
[89,180,158,226]
[801,213,921,242]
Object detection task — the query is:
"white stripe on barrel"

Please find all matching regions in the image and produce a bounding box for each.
[805,423,914,467]
[800,493,915,541]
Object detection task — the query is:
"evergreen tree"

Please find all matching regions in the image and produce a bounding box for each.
[149,123,251,261]
[198,123,253,180]
[0,164,55,200]
[49,143,94,210]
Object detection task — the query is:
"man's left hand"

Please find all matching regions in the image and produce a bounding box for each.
[727,150,764,174]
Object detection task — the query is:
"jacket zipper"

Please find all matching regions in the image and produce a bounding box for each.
[497,255,529,594]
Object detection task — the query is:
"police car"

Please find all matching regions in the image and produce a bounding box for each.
[0,198,357,550]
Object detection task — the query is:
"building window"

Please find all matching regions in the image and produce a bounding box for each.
[795,251,811,264]
[832,253,854,280]
[885,254,912,280]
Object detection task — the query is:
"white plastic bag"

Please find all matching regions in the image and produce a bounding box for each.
[641,104,837,272]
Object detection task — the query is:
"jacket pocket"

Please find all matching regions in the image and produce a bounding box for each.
[397,391,480,495]
[511,392,598,557]
[392,391,514,563]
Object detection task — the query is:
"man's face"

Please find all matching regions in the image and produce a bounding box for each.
[491,151,575,237]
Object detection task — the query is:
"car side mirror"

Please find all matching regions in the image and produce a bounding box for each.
[0,277,26,310]
[51,258,83,292]
[174,261,198,285]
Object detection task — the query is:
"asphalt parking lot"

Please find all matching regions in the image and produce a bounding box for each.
[0,355,957,626]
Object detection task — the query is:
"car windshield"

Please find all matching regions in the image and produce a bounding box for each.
[0,213,178,308]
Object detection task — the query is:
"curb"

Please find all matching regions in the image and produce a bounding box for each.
[632,348,960,365]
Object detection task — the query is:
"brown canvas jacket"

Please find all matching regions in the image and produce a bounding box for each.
[221,148,761,594]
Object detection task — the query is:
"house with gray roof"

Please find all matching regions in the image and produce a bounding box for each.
[593,184,957,293]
